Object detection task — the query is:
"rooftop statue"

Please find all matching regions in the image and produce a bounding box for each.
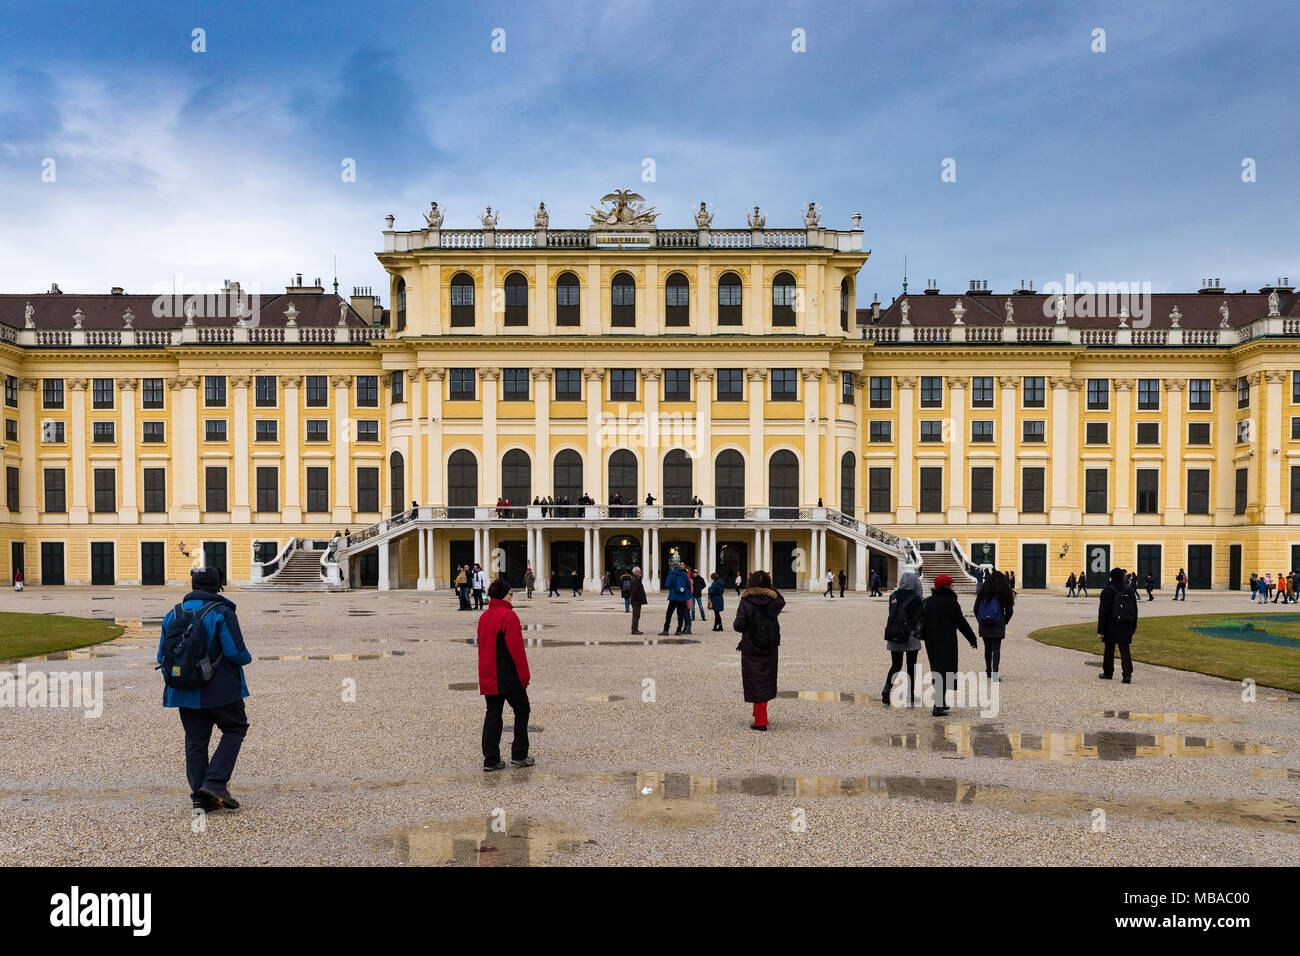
[746,205,766,228]
[423,202,444,229]
[534,201,549,228]
[479,206,499,229]
[1004,297,1015,325]
[24,301,34,329]
[589,189,657,227]
[694,202,714,228]
[1219,300,1230,328]
[1269,291,1280,316]
[802,202,821,227]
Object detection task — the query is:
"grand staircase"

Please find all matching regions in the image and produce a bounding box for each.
[244,547,342,591]
[917,549,978,594]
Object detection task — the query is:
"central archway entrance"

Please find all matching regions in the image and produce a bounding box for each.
[603,534,642,583]
[659,539,697,587]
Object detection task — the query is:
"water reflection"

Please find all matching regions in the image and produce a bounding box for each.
[870,723,1279,761]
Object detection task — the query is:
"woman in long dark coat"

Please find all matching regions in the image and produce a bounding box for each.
[920,574,978,716]
[733,569,786,731]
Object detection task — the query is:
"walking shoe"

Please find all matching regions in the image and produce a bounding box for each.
[191,795,220,813]
[931,707,949,717]
[749,724,768,732]
[1098,673,1113,680]
[511,756,536,768]
[631,629,644,635]
[197,784,241,810]
[483,760,506,772]
[1122,676,1132,684]
[658,629,669,636]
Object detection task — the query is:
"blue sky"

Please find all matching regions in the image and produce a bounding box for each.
[1,0,1296,304]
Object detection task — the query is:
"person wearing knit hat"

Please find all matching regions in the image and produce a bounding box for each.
[477,578,534,770]
[920,572,978,716]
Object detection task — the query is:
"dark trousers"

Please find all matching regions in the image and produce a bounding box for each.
[712,606,722,630]
[1102,641,1133,678]
[663,601,690,633]
[1172,583,1184,600]
[457,585,470,610]
[982,636,1002,675]
[482,688,530,765]
[839,585,845,597]
[473,588,484,609]
[178,700,249,801]
[631,604,642,632]
[931,670,954,710]
[884,649,919,703]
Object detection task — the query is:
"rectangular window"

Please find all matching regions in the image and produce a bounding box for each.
[205,419,227,443]
[970,420,994,443]
[502,369,530,401]
[970,467,994,513]
[143,468,166,513]
[610,369,638,400]
[1188,421,1210,445]
[920,377,943,408]
[868,467,891,513]
[92,378,114,409]
[255,420,277,442]
[1294,371,1300,405]
[4,375,16,408]
[1292,466,1300,514]
[43,468,66,513]
[1085,469,1108,514]
[43,379,64,409]
[142,378,164,409]
[869,421,892,443]
[205,466,228,513]
[1085,421,1109,445]
[554,369,580,400]
[1137,379,1161,410]
[143,421,165,443]
[449,369,476,401]
[255,375,277,407]
[1188,379,1211,411]
[306,467,329,513]
[357,467,380,513]
[770,369,799,400]
[356,375,379,407]
[920,420,944,443]
[4,419,13,443]
[306,375,328,407]
[6,466,19,513]
[356,420,379,442]
[919,467,943,513]
[869,376,891,409]
[306,419,328,443]
[1021,467,1045,513]
[665,369,692,401]
[1136,468,1160,514]
[1187,469,1210,515]
[1235,468,1247,514]
[716,369,743,401]
[1236,419,1251,443]
[1086,379,1109,410]
[841,372,854,404]
[93,468,115,513]
[1136,422,1160,445]
[1022,376,1045,408]
[391,373,404,404]
[971,377,994,408]
[1022,420,1045,443]
[255,467,278,513]
[92,421,115,444]
[204,375,226,407]
[1237,375,1250,409]
[1293,417,1300,442]
[43,421,66,444]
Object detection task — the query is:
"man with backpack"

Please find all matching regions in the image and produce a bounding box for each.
[156,566,252,812]
[1098,566,1138,683]
[869,569,882,597]
[659,560,693,635]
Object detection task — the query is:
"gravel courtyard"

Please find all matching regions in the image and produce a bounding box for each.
[0,584,1296,866]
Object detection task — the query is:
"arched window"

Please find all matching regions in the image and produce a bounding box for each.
[768,450,799,519]
[395,277,407,333]
[772,272,797,327]
[665,272,689,327]
[501,449,531,516]
[718,271,743,326]
[608,449,638,505]
[450,273,475,328]
[611,272,636,328]
[840,278,850,333]
[553,449,583,505]
[390,451,405,516]
[663,449,693,518]
[556,272,580,326]
[715,449,745,519]
[504,272,528,327]
[840,450,855,517]
[448,449,478,518]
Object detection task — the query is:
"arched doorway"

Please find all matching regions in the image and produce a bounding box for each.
[840,451,855,517]
[769,450,799,520]
[603,533,642,585]
[448,449,477,519]
[608,449,638,509]
[390,451,405,516]
[501,448,531,517]
[553,448,583,514]
[663,448,693,518]
[715,449,745,519]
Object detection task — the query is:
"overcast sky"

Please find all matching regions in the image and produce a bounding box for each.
[1,0,1296,304]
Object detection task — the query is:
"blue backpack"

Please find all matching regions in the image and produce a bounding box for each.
[158,602,223,689]
[976,596,1003,624]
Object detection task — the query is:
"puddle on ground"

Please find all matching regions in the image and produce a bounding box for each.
[448,682,478,690]
[1251,768,1300,780]
[259,609,281,614]
[392,815,589,866]
[7,651,116,663]
[359,638,423,643]
[585,694,626,702]
[452,637,699,647]
[867,723,1280,761]
[1076,710,1241,724]
[255,652,406,661]
[778,690,884,707]
[523,624,556,630]
[347,610,376,616]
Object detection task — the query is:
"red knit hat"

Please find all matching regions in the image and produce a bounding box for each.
[934,574,954,588]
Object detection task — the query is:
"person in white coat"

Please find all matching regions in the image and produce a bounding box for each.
[472,564,489,610]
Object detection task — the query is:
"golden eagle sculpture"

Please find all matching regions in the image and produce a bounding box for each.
[590,189,658,226]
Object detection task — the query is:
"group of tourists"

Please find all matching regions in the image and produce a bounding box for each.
[452,563,489,610]
[1248,570,1299,603]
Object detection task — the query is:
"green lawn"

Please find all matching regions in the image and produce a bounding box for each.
[1029,611,1300,693]
[0,612,123,662]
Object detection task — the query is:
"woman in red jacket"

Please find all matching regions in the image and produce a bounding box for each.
[477,579,534,771]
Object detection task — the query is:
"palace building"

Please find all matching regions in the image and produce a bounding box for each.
[1,192,1298,593]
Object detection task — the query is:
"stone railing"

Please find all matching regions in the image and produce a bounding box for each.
[762,229,808,248]
[863,317,1300,348]
[494,230,535,249]
[0,324,17,344]
[656,230,698,248]
[383,223,867,253]
[709,230,752,249]
[14,324,385,348]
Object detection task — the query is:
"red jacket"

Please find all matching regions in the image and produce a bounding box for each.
[477,597,530,695]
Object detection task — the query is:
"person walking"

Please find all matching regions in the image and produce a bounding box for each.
[1288,571,1297,604]
[707,572,725,631]
[570,569,582,597]
[1075,571,1089,599]
[523,566,535,600]
[1066,572,1077,598]
[477,579,534,771]
[823,570,835,598]
[733,570,785,731]
[548,569,559,597]
[454,565,471,611]
[12,567,22,592]
[1097,567,1138,683]
[600,571,613,595]
[920,574,978,716]
[837,568,847,598]
[471,563,487,609]
[1275,569,1288,603]
[157,566,252,811]
[691,568,707,621]
[620,572,632,612]
[1144,572,1155,602]
[1249,572,1259,602]
[869,569,882,597]
[882,570,924,706]
[973,570,1015,681]
[734,571,742,596]
[659,560,693,635]
[629,567,648,634]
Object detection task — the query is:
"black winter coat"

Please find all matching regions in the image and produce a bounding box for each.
[733,587,785,702]
[1097,583,1138,644]
[920,586,977,673]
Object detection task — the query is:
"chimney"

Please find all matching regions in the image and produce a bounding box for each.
[350,285,381,321]
[110,286,124,295]
[1198,277,1225,294]
[1014,279,1034,296]
[923,279,939,296]
[969,279,992,296]
[871,292,881,322]
[285,274,325,294]
[49,282,62,294]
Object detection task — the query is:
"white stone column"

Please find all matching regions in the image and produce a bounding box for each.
[174,376,200,523]
[692,368,713,502]
[408,368,424,508]
[1213,378,1235,521]
[1264,370,1286,523]
[118,378,139,522]
[230,375,250,522]
[332,374,352,522]
[474,525,484,566]
[18,379,38,521]
[946,376,968,522]
[855,541,867,591]
[1049,377,1072,522]
[425,368,444,505]
[1113,378,1135,523]
[418,522,428,585]
[644,368,661,503]
[818,527,828,588]
[1065,380,1082,522]
[896,376,916,523]
[1162,379,1185,523]
[282,376,302,522]
[746,368,766,505]
[649,526,660,590]
[584,367,603,499]
[533,369,552,500]
[378,540,390,591]
[801,368,821,507]
[998,376,1018,521]
[67,378,89,521]
[823,373,837,509]
[480,368,499,502]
